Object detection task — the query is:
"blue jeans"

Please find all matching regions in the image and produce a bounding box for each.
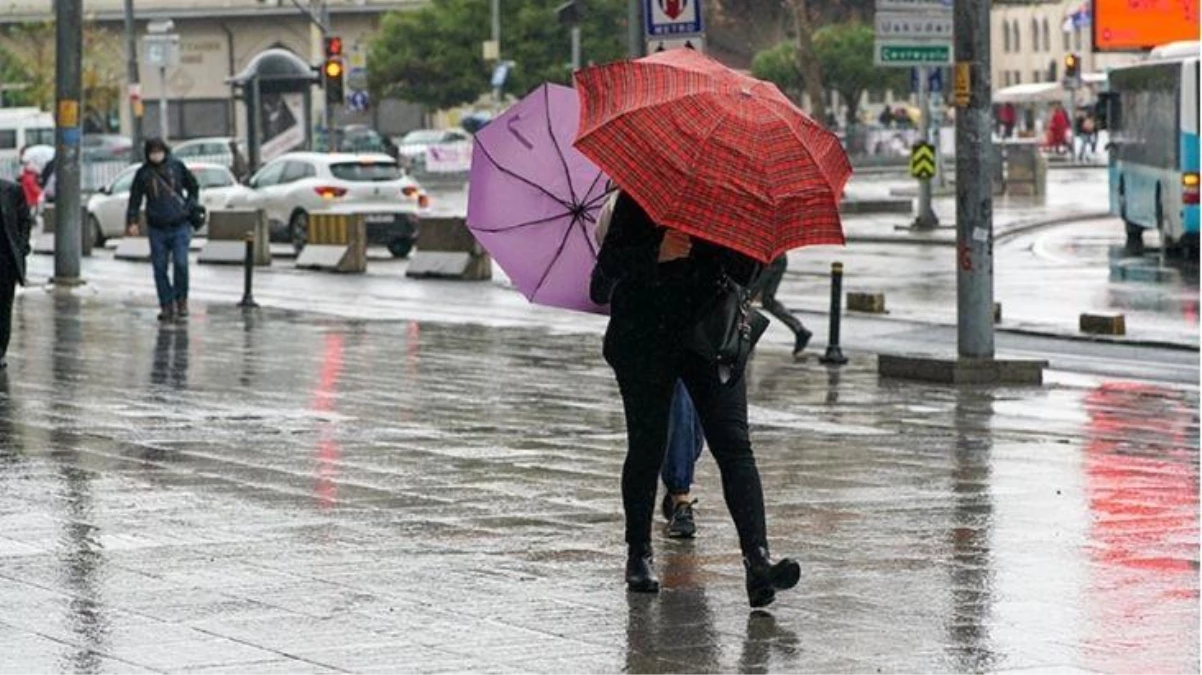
[148,224,191,307]
[662,379,704,494]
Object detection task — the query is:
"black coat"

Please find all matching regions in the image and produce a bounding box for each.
[127,158,199,229]
[596,192,760,361]
[0,180,32,285]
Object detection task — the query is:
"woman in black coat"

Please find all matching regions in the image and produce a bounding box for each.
[596,191,801,608]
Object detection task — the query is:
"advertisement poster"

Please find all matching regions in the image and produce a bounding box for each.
[259,92,305,163]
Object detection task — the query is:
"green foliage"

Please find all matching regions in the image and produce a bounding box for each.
[812,22,908,125]
[369,0,629,111]
[750,41,802,102]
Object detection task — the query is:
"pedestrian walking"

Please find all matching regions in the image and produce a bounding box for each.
[751,254,812,358]
[126,138,200,323]
[17,150,41,213]
[596,190,801,607]
[0,179,33,370]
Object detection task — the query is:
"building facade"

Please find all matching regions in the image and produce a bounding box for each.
[0,0,426,141]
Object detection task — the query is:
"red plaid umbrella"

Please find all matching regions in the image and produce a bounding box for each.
[573,48,852,264]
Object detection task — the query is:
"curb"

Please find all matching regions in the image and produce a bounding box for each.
[844,210,1112,247]
[996,325,1199,352]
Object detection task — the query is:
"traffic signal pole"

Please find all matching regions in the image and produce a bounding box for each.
[54,0,84,286]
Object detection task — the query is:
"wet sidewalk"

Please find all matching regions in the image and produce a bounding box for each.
[0,291,1197,674]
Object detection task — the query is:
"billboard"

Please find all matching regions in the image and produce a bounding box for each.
[1093,0,1200,51]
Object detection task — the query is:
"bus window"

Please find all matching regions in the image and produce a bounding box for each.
[0,130,16,150]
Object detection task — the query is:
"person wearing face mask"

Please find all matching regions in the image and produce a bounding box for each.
[126,138,199,322]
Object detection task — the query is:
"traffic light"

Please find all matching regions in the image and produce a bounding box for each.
[1065,53,1080,80]
[323,36,344,107]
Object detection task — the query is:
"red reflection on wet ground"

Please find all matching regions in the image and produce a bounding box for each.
[312,333,345,509]
[1084,382,1200,673]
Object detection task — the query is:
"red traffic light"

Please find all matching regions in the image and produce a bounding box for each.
[324,36,343,58]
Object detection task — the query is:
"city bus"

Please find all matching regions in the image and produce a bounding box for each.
[1103,41,1199,257]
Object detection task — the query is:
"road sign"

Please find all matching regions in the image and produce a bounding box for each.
[143,34,180,68]
[646,35,706,53]
[875,13,953,40]
[491,62,511,89]
[348,90,369,111]
[875,44,951,66]
[876,0,951,11]
[645,0,703,37]
[910,142,937,179]
[911,67,944,93]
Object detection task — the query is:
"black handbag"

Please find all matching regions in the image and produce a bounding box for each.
[685,275,770,384]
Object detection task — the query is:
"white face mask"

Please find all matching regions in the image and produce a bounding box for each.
[149,151,166,164]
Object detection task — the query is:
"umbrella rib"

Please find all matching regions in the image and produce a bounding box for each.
[543,84,580,206]
[471,210,573,234]
[529,211,582,300]
[475,136,575,210]
[579,170,608,211]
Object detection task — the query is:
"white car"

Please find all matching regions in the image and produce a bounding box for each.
[396,128,471,171]
[225,152,426,258]
[86,162,251,244]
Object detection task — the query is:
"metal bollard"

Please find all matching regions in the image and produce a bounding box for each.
[819,261,848,366]
[237,234,259,309]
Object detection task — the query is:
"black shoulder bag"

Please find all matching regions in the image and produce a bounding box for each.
[684,274,770,385]
[153,168,206,231]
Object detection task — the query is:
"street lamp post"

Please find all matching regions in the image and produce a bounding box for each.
[145,19,178,142]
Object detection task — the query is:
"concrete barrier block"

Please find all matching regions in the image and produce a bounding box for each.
[296,214,366,273]
[406,216,492,281]
[847,291,887,313]
[1079,313,1126,336]
[200,210,270,265]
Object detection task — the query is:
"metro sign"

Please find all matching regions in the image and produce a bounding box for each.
[645,0,703,36]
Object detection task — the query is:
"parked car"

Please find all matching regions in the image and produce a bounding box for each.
[395,128,471,171]
[82,134,133,162]
[173,137,250,181]
[224,152,426,258]
[86,162,252,244]
[313,125,389,155]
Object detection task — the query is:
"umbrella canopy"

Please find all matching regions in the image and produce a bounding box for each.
[573,48,852,264]
[466,83,611,314]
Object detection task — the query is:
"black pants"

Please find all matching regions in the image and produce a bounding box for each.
[0,267,16,359]
[757,257,806,338]
[606,335,768,555]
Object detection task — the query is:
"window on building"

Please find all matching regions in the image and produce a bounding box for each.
[1013,21,1021,51]
[1042,19,1050,52]
[1014,71,1022,84]
[143,99,232,140]
[1004,71,1012,87]
[1033,70,1043,83]
[1031,19,1039,50]
[1003,22,1011,52]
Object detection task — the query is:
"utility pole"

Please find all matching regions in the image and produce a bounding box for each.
[627,0,642,58]
[54,0,84,285]
[571,25,581,71]
[954,0,993,358]
[123,0,143,161]
[913,66,939,229]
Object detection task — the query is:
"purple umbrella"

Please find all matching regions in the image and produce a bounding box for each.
[467,83,611,314]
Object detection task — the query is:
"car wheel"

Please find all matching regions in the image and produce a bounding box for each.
[387,238,414,259]
[290,210,309,255]
[89,215,106,248]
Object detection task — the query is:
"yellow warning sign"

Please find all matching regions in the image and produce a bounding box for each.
[57,99,80,128]
[953,62,971,107]
[910,142,936,180]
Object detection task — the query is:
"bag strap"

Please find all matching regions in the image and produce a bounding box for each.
[152,166,187,206]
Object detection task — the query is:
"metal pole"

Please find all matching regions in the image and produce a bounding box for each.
[159,64,168,141]
[238,234,258,308]
[914,66,938,229]
[54,0,84,285]
[627,0,642,57]
[954,0,994,359]
[571,25,581,72]
[491,0,501,110]
[123,0,143,160]
[819,262,848,366]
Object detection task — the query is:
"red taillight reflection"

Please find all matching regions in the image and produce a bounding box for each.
[1183,173,1199,205]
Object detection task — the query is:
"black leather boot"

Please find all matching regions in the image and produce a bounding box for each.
[744,546,800,608]
[626,544,660,593]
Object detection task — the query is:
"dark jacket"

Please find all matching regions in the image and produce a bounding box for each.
[0,180,33,285]
[126,157,199,229]
[596,192,760,356]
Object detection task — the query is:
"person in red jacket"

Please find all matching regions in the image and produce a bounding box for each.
[1046,104,1072,155]
[16,149,41,212]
